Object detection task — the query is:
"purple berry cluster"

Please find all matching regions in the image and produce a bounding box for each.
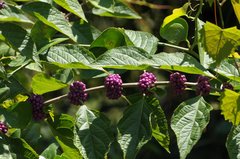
[0,2,5,9]
[68,81,88,105]
[138,72,157,94]
[170,72,187,94]
[196,76,211,95]
[222,82,234,91]
[28,94,46,121]
[0,122,8,134]
[104,74,123,99]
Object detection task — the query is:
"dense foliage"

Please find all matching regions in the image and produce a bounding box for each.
[0,0,240,159]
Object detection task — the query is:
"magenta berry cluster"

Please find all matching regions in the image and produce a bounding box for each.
[222,82,234,91]
[28,94,46,121]
[0,122,8,134]
[0,2,5,9]
[170,72,187,94]
[138,72,157,94]
[196,76,211,95]
[104,74,123,99]
[68,81,88,105]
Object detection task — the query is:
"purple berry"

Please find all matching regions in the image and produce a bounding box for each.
[28,94,46,121]
[138,72,157,94]
[104,74,123,99]
[0,122,8,134]
[196,76,211,96]
[221,82,234,91]
[0,2,5,9]
[170,72,187,94]
[68,81,88,105]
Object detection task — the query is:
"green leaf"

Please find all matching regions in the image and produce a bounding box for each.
[48,114,83,159]
[0,23,36,58]
[171,96,212,159]
[160,18,188,44]
[4,102,32,129]
[0,4,33,24]
[32,73,68,94]
[206,0,214,6]
[47,45,96,64]
[124,30,159,55]
[220,89,240,125]
[90,28,127,51]
[88,0,114,12]
[0,141,14,159]
[226,125,240,159]
[31,20,56,49]
[54,0,87,22]
[231,0,240,24]
[210,59,240,83]
[94,46,151,70]
[197,19,214,68]
[41,143,59,159]
[74,105,113,159]
[117,98,152,159]
[146,97,170,153]
[161,2,189,27]
[1,135,39,159]
[203,21,240,63]
[151,52,214,77]
[92,1,141,19]
[22,2,77,42]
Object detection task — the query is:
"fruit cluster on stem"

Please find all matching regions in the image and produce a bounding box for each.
[0,122,8,134]
[28,94,46,121]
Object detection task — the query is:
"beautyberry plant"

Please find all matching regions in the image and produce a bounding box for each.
[0,0,239,159]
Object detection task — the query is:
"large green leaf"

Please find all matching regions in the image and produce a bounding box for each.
[74,105,113,159]
[161,2,189,27]
[220,89,240,125]
[124,30,158,55]
[32,73,68,94]
[210,59,240,83]
[171,96,212,159]
[88,0,114,12]
[231,0,240,24]
[48,114,83,159]
[226,125,240,159]
[160,18,188,44]
[146,97,170,153]
[0,5,32,24]
[47,45,95,64]
[203,22,240,63]
[22,2,78,42]
[151,52,214,77]
[54,0,87,22]
[0,23,36,58]
[117,98,152,159]
[41,143,58,159]
[197,19,214,68]
[93,46,151,70]
[92,1,141,19]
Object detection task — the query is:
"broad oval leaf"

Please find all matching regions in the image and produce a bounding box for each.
[160,18,188,44]
[226,125,240,159]
[124,29,159,55]
[117,98,152,159]
[74,105,113,159]
[231,0,240,24]
[32,73,68,94]
[171,96,212,159]
[220,89,240,126]
[41,143,58,159]
[54,0,87,22]
[203,21,240,64]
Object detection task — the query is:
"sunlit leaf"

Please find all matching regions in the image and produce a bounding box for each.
[171,96,212,159]
[220,89,240,125]
[231,0,240,24]
[226,125,240,159]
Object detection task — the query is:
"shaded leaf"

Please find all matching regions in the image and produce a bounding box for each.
[74,105,113,159]
[171,96,212,159]
[226,125,240,159]
[117,98,152,159]
[220,89,240,125]
[203,21,240,63]
[160,18,188,44]
[41,143,58,159]
[32,73,67,94]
